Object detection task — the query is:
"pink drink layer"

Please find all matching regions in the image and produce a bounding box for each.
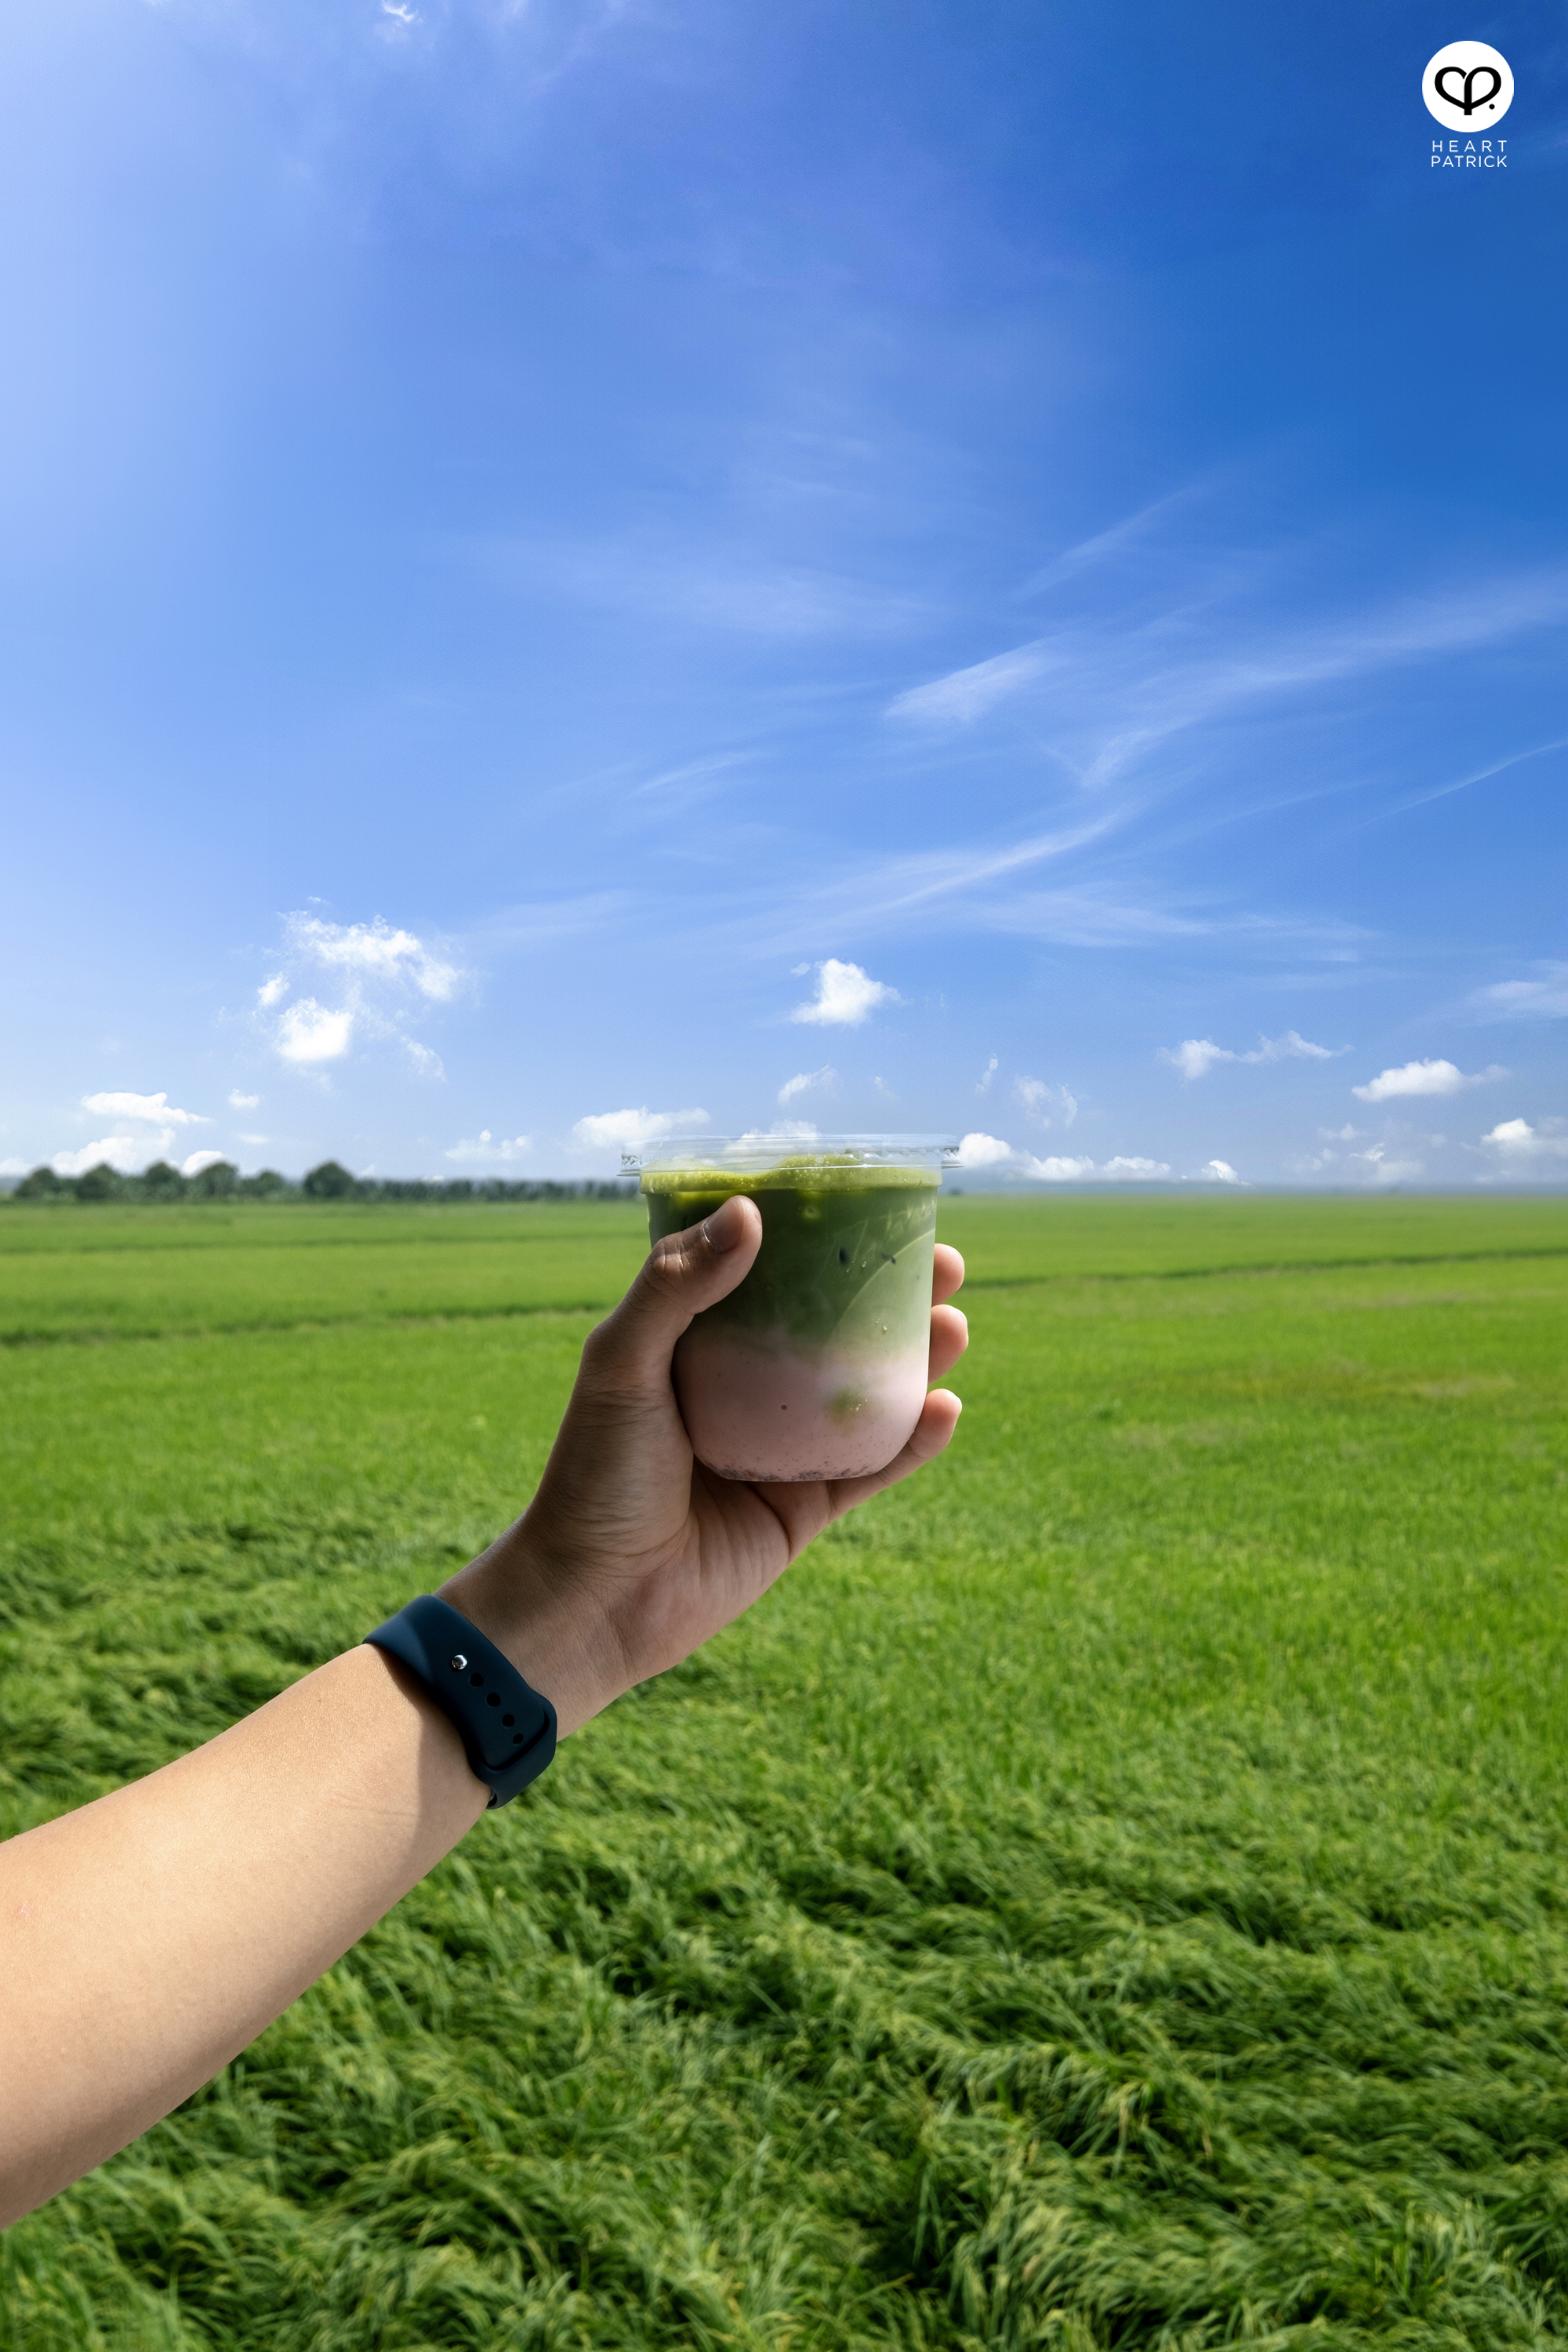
[674,1329,930,1482]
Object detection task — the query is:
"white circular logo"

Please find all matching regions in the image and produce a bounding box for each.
[1423,40,1513,131]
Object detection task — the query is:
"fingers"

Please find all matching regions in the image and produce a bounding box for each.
[826,1389,963,1518]
[932,1243,965,1305]
[927,1302,967,1385]
[585,1194,763,1388]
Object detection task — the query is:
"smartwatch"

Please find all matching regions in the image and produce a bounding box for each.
[365,1594,557,1807]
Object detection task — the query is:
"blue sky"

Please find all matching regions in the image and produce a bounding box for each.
[3,0,1565,1187]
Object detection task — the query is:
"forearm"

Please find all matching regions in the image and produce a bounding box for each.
[0,1643,485,2227]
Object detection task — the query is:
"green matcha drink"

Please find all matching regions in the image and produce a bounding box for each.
[639,1139,946,1482]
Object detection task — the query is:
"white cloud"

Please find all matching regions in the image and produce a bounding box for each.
[735,1122,819,1145]
[276,999,355,1063]
[1019,1153,1098,1181]
[257,975,289,1008]
[236,1133,269,1146]
[778,1065,837,1106]
[1352,1058,1504,1102]
[887,644,1050,726]
[789,958,901,1027]
[1160,1031,1338,1081]
[976,1055,998,1094]
[953,1132,1170,1182]
[285,913,459,1003]
[1352,1144,1425,1185]
[572,1106,710,1152]
[873,1076,898,1100]
[1,1156,30,1175]
[1479,1117,1568,1163]
[82,1090,208,1127]
[954,1131,1014,1170]
[445,1131,533,1165]
[53,1137,143,1177]
[228,1091,261,1110]
[1472,964,1568,1019]
[1014,1076,1077,1127]
[1188,1159,1244,1185]
[181,1149,229,1178]
[404,1040,445,1080]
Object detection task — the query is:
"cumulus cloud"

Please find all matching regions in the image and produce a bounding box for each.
[82,1090,208,1127]
[572,1106,710,1153]
[778,1065,837,1106]
[1018,1153,1098,1181]
[1188,1159,1244,1184]
[0,1156,28,1177]
[181,1149,229,1178]
[1352,1058,1504,1102]
[954,1131,1014,1170]
[53,1137,144,1177]
[228,1091,260,1110]
[1472,964,1568,1019]
[790,959,900,1027]
[285,913,459,1001]
[445,1131,532,1164]
[1160,1031,1338,1081]
[955,1133,1170,1182]
[1014,1076,1077,1127]
[276,999,355,1064]
[1352,1144,1424,1184]
[1479,1117,1568,1163]
[257,911,464,1075]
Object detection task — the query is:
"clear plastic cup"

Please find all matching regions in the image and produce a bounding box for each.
[629,1135,955,1483]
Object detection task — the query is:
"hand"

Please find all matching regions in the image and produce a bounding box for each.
[440,1193,967,1734]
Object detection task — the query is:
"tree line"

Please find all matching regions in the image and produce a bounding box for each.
[5,1160,633,1206]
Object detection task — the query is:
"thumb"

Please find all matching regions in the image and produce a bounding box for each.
[586,1192,762,1386]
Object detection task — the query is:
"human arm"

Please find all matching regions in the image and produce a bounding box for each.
[0,1195,966,2224]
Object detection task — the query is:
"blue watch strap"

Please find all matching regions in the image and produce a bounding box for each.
[365,1595,557,1808]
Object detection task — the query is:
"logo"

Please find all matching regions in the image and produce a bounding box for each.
[1423,41,1513,131]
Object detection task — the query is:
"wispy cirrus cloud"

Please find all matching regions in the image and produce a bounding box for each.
[778,1065,837,1105]
[1472,963,1568,1020]
[886,566,1568,801]
[1160,1030,1338,1080]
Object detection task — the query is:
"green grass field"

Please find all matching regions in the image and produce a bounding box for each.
[2,1192,1567,2350]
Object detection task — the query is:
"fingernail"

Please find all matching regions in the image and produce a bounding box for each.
[702,1195,747,1253]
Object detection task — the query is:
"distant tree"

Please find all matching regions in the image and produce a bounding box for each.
[303,1160,358,1200]
[142,1161,187,1200]
[74,1163,123,1202]
[14,1165,64,1199]
[239,1169,288,1198]
[189,1160,240,1200]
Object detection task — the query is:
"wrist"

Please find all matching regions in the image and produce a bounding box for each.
[436,1534,626,1739]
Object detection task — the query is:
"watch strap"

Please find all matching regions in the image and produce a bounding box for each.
[365,1595,557,1808]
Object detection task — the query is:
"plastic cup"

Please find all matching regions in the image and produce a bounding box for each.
[632,1136,953,1483]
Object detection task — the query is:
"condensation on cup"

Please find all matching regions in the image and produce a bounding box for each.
[628,1134,956,1483]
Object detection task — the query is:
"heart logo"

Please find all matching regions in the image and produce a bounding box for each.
[1433,63,1503,114]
